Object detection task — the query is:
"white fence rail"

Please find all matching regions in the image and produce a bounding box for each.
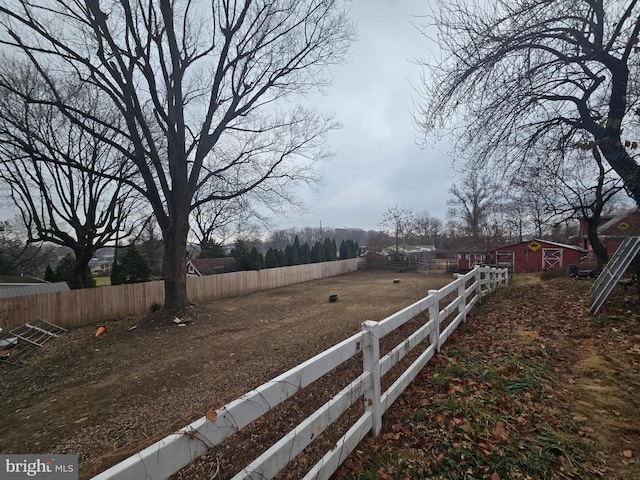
[91,266,508,480]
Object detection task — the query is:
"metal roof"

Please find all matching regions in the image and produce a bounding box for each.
[490,238,588,253]
[0,282,70,299]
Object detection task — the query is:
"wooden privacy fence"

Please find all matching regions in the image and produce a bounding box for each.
[0,258,361,329]
[91,266,508,480]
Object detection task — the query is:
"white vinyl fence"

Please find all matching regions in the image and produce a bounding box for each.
[91,266,508,480]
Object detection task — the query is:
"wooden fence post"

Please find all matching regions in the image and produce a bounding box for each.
[362,320,382,437]
[427,289,440,352]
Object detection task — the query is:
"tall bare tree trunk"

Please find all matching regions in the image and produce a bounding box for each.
[70,249,94,289]
[161,220,190,309]
[585,217,608,270]
[599,142,640,208]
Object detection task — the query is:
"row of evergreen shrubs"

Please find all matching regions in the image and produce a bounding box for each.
[45,245,150,287]
[232,236,360,271]
[46,236,358,287]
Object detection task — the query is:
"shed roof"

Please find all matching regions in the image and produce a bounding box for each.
[491,239,587,253]
[597,207,638,234]
[0,275,47,284]
[188,257,237,276]
[0,282,70,299]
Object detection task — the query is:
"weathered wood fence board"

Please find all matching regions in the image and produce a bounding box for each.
[0,259,360,329]
[91,266,508,480]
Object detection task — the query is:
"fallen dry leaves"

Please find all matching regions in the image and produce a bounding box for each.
[333,274,640,480]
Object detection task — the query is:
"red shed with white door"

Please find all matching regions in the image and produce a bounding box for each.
[490,239,587,273]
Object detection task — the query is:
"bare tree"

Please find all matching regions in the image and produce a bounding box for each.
[413,210,443,246]
[413,210,432,242]
[381,206,414,258]
[0,218,54,276]
[535,148,627,268]
[446,172,496,245]
[0,1,355,308]
[190,195,264,258]
[0,71,142,288]
[416,0,640,210]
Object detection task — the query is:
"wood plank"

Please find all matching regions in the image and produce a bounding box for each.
[301,412,373,480]
[376,296,434,335]
[231,373,370,480]
[91,331,365,480]
[380,319,434,377]
[381,344,436,410]
[439,312,464,345]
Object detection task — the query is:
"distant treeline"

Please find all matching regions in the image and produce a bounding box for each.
[231,235,360,271]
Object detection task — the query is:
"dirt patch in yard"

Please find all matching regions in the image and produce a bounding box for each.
[4,271,638,480]
[0,270,453,479]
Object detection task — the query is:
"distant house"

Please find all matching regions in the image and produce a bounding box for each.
[379,244,435,260]
[490,239,587,273]
[186,258,238,277]
[89,256,114,276]
[578,207,640,257]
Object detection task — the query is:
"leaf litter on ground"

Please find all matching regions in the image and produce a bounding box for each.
[333,274,640,480]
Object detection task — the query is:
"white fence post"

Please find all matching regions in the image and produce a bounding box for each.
[481,267,489,295]
[362,320,382,437]
[457,274,467,322]
[427,289,440,352]
[90,270,511,480]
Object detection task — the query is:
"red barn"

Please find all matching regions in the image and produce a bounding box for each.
[457,251,489,272]
[490,239,587,273]
[578,207,640,257]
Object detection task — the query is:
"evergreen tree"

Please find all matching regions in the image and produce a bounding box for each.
[199,239,226,258]
[275,249,286,267]
[339,239,358,259]
[44,265,56,282]
[55,254,76,286]
[120,245,151,283]
[310,241,324,263]
[110,258,125,285]
[265,248,278,268]
[323,238,336,261]
[231,239,251,271]
[0,252,15,275]
[284,244,299,266]
[301,242,311,264]
[339,240,347,259]
[248,247,264,270]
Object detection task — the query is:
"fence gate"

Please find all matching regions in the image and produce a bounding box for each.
[542,248,563,270]
[496,251,515,270]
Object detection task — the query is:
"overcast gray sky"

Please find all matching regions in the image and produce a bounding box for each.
[276,0,453,232]
[0,0,454,234]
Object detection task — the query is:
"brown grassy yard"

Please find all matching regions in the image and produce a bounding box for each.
[1,271,638,480]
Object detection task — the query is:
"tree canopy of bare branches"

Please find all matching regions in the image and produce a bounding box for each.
[0,69,142,288]
[416,0,640,209]
[447,172,496,244]
[0,0,355,307]
[381,206,414,257]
